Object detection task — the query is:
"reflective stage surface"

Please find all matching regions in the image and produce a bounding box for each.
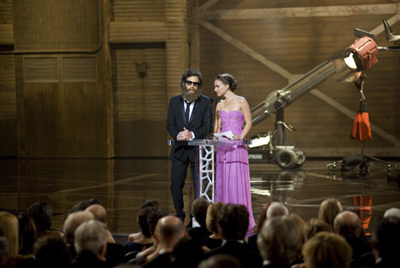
[0,158,399,240]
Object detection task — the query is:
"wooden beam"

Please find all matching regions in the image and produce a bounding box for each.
[205,4,398,20]
[200,20,292,79]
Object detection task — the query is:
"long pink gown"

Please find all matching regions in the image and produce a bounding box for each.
[215,110,256,233]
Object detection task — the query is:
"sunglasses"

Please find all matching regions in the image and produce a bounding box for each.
[185,80,201,87]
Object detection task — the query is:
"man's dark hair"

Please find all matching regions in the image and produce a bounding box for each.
[217,204,249,241]
[191,197,210,227]
[180,68,203,88]
[373,216,400,263]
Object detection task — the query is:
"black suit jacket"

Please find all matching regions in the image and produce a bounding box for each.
[204,241,263,268]
[167,95,213,162]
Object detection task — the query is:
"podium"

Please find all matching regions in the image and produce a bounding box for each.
[169,139,251,203]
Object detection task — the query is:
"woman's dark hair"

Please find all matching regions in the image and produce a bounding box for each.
[27,202,54,231]
[137,207,158,238]
[215,73,238,92]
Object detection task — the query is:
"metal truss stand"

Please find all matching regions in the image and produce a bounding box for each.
[169,139,251,203]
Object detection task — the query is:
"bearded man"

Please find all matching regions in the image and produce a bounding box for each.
[167,68,213,222]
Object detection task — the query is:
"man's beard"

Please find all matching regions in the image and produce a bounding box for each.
[181,86,202,103]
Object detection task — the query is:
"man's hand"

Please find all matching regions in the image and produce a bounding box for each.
[177,127,193,141]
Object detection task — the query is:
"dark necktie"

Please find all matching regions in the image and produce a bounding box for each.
[185,101,191,121]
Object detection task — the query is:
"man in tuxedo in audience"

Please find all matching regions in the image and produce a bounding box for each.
[333,210,374,267]
[142,215,187,268]
[167,68,213,222]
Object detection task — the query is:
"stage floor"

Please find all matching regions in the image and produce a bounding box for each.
[0,157,399,241]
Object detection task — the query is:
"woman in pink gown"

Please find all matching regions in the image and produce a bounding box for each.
[213,73,256,234]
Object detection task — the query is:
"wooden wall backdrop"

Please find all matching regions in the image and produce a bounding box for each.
[191,0,400,157]
[0,0,399,158]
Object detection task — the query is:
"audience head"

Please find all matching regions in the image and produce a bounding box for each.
[302,231,352,268]
[74,220,108,260]
[191,197,210,227]
[218,204,249,241]
[256,201,271,233]
[85,204,107,223]
[137,206,157,238]
[34,235,72,268]
[257,216,303,265]
[304,218,332,241]
[318,198,343,229]
[198,254,242,268]
[17,212,37,255]
[69,198,103,213]
[215,73,238,92]
[140,200,160,210]
[283,213,306,244]
[27,201,54,232]
[266,202,289,219]
[63,210,94,244]
[383,207,400,219]
[333,210,362,239]
[173,237,204,268]
[206,202,224,234]
[0,211,19,257]
[154,215,186,249]
[147,210,168,238]
[371,216,400,264]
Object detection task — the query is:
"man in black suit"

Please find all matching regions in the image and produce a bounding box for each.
[167,68,213,222]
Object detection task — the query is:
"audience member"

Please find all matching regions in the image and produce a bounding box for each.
[333,210,374,267]
[204,202,224,250]
[124,206,157,259]
[187,197,211,246]
[318,198,342,230]
[63,210,94,258]
[27,202,63,238]
[17,213,36,256]
[34,235,72,268]
[383,207,400,219]
[302,231,352,268]
[283,213,306,253]
[142,215,187,268]
[204,204,263,268]
[303,218,332,241]
[172,236,204,268]
[0,236,15,268]
[15,213,37,267]
[85,204,116,243]
[0,212,19,257]
[266,202,289,219]
[370,216,400,267]
[86,204,125,266]
[132,210,168,265]
[257,216,303,267]
[247,201,271,252]
[128,200,160,242]
[72,220,110,268]
[69,198,103,214]
[198,254,241,268]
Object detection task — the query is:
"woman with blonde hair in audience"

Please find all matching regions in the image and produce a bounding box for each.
[0,212,19,258]
[318,198,342,230]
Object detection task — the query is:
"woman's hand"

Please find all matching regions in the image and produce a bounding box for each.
[233,134,243,140]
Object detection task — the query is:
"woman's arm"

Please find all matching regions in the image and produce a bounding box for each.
[214,102,221,133]
[240,97,252,139]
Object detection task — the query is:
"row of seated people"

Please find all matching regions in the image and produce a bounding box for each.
[0,197,400,268]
